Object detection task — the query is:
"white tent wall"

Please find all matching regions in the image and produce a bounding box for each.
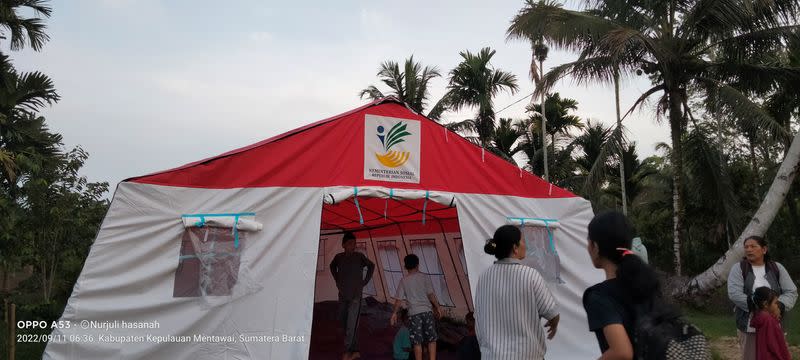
[44,182,325,360]
[45,183,600,359]
[314,228,473,318]
[456,194,602,359]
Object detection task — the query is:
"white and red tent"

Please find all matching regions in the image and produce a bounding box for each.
[45,98,603,359]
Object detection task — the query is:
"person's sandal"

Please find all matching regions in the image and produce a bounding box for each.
[351,351,361,359]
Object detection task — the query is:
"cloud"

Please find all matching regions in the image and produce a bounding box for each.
[22,0,671,190]
[248,31,273,42]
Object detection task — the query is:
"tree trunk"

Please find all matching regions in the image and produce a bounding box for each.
[615,70,627,215]
[748,139,760,185]
[46,255,56,303]
[668,88,685,276]
[541,59,549,182]
[40,260,48,302]
[682,129,800,297]
[2,261,8,293]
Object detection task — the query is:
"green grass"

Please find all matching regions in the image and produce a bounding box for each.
[684,309,737,339]
[684,307,800,346]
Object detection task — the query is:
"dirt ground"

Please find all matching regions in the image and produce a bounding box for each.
[710,336,800,360]
[309,299,465,360]
[308,300,800,360]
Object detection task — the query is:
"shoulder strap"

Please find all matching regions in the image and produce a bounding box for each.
[740,259,750,279]
[739,259,755,297]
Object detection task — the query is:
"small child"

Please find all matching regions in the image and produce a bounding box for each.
[456,311,480,360]
[393,309,412,360]
[391,254,442,360]
[748,286,791,360]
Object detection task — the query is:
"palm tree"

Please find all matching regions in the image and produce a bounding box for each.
[574,120,611,178]
[570,120,617,208]
[532,36,550,181]
[0,0,52,51]
[444,47,519,147]
[515,117,543,173]
[445,117,528,165]
[359,56,445,118]
[527,93,582,155]
[508,0,799,275]
[608,143,656,211]
[513,116,579,187]
[0,54,60,188]
[489,118,526,163]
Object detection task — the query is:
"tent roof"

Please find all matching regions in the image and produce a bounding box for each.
[128,98,576,199]
[321,197,461,234]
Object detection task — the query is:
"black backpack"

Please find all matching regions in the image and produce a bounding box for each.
[633,303,712,360]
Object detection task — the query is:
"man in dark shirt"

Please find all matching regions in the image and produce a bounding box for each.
[329,231,375,360]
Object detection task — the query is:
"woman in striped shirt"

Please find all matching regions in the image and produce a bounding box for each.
[475,225,560,360]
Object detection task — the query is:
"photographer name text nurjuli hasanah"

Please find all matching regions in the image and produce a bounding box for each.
[82,320,160,330]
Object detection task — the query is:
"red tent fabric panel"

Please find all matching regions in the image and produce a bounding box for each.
[129,100,575,199]
[320,198,458,234]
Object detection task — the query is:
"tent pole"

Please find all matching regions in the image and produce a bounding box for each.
[366,228,388,302]
[397,223,412,269]
[435,217,472,313]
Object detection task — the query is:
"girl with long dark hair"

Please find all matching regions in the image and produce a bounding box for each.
[582,211,661,359]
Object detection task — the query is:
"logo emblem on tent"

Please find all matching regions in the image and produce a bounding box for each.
[375,122,411,168]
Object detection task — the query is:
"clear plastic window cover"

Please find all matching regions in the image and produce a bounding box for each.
[173,226,263,308]
[519,226,564,284]
[322,186,457,207]
[181,213,263,231]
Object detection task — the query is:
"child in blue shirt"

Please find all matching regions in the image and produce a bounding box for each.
[393,309,412,360]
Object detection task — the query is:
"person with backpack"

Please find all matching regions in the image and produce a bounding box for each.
[727,235,797,360]
[475,225,560,360]
[583,211,711,360]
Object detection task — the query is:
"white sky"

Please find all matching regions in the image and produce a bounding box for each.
[10,0,668,187]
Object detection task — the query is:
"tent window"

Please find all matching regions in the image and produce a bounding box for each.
[173,227,243,297]
[356,242,377,297]
[410,239,455,307]
[317,238,326,272]
[519,225,562,284]
[377,240,403,299]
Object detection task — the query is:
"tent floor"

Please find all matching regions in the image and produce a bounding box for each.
[309,298,466,359]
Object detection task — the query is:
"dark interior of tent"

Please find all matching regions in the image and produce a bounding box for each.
[309,196,472,359]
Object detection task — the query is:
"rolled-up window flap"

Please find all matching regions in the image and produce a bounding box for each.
[181,213,262,232]
[505,217,560,229]
[322,186,457,208]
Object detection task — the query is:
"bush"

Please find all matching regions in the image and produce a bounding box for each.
[16,302,64,324]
